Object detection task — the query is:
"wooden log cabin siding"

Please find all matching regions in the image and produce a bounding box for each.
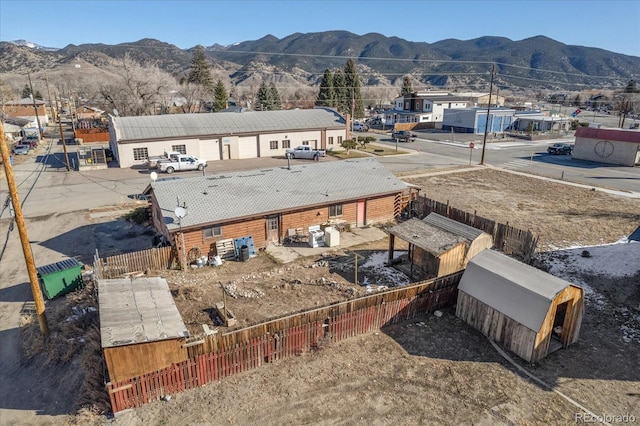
[104,338,188,382]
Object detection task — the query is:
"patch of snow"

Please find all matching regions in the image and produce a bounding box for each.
[361,251,410,288]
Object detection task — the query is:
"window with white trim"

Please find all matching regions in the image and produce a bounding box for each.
[283,139,291,148]
[328,136,334,145]
[270,140,278,150]
[133,147,148,161]
[171,144,186,154]
[329,204,343,217]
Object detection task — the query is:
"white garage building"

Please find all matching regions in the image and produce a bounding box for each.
[573,127,640,166]
[109,108,347,168]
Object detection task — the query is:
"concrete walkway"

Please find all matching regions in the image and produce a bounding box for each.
[267,226,388,263]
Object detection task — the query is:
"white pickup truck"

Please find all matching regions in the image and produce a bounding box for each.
[158,154,207,173]
[147,151,182,169]
[285,145,326,160]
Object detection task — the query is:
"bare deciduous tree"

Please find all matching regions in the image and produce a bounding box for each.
[99,54,175,116]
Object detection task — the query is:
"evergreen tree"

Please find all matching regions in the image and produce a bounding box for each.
[343,59,364,119]
[21,84,32,98]
[316,69,335,107]
[624,79,639,93]
[268,82,282,110]
[401,76,413,95]
[213,79,228,111]
[332,69,347,115]
[187,45,214,94]
[256,80,271,111]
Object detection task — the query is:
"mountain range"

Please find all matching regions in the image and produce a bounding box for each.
[2,31,639,96]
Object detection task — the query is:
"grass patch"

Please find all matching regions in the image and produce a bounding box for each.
[358,145,409,156]
[328,151,370,159]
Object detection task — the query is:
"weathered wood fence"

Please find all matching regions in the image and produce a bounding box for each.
[409,196,538,263]
[106,272,461,413]
[93,246,175,279]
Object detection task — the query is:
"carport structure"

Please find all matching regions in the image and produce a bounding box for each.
[387,213,493,279]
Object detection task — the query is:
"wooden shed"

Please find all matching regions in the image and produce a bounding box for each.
[456,249,584,363]
[387,213,493,278]
[99,277,190,382]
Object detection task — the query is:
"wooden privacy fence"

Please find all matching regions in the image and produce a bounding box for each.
[409,196,538,263]
[93,246,175,279]
[107,272,461,413]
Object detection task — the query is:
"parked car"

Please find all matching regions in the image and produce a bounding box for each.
[285,145,326,160]
[158,154,207,174]
[353,122,368,132]
[12,144,30,155]
[547,143,573,155]
[391,130,416,142]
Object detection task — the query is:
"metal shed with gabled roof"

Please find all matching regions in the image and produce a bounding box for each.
[456,249,584,363]
[99,277,190,382]
[387,213,493,279]
[109,107,348,168]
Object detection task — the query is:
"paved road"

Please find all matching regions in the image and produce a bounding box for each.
[369,130,640,195]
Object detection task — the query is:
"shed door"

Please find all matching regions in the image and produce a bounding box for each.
[356,199,366,227]
[266,216,279,244]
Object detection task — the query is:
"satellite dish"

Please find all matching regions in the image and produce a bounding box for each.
[113,108,119,116]
[150,171,158,181]
[174,206,186,219]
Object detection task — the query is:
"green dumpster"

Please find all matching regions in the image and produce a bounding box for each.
[36,258,84,300]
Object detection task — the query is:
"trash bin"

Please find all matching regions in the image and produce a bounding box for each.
[239,245,250,262]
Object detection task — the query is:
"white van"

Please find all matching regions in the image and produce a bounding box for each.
[353,122,368,132]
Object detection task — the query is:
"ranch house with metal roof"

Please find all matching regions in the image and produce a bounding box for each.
[109,108,348,168]
[146,158,409,262]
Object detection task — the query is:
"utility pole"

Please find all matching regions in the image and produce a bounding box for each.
[0,123,49,336]
[480,63,495,166]
[27,71,44,139]
[55,94,71,171]
[44,73,55,123]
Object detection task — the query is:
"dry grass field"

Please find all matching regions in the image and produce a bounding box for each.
[17,168,640,425]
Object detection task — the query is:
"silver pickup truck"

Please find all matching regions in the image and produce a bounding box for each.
[285,145,326,160]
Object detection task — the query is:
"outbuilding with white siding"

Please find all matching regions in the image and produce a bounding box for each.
[109,108,347,168]
[572,127,640,166]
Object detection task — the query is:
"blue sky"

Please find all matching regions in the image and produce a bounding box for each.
[1,0,638,56]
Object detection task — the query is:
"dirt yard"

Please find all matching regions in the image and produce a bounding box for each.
[20,168,640,425]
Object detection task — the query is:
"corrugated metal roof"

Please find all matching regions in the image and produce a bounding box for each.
[36,258,81,276]
[458,249,580,332]
[387,218,466,255]
[423,213,485,241]
[575,126,640,143]
[98,277,189,348]
[152,158,407,231]
[113,108,346,141]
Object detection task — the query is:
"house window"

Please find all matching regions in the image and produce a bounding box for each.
[283,139,291,148]
[337,136,343,144]
[302,141,309,146]
[329,204,343,217]
[171,144,186,154]
[328,136,334,145]
[133,147,148,161]
[270,140,278,150]
[203,226,222,238]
